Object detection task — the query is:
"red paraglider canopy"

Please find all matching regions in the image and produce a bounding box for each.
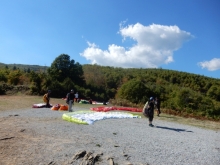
[90,106,142,112]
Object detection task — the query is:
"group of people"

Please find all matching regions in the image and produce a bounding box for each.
[143,97,161,127]
[43,89,79,112]
[43,90,161,127]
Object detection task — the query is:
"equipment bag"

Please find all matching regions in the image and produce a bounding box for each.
[142,101,149,117]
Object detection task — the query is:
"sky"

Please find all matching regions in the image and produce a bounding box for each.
[0,0,220,79]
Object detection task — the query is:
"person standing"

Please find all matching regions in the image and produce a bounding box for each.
[155,97,161,116]
[43,90,51,108]
[66,89,75,112]
[148,97,155,127]
[75,92,79,103]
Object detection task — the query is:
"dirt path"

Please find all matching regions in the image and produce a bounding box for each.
[0,110,105,165]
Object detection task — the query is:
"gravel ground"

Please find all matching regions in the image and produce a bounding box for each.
[0,106,220,165]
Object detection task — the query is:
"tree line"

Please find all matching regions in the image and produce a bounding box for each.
[0,54,220,120]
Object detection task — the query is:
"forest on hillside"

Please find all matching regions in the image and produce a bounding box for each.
[0,62,48,72]
[0,54,220,120]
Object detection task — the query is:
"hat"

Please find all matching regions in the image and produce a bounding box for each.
[48,90,51,93]
[150,97,154,101]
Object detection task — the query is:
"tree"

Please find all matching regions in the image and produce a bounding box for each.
[29,71,43,94]
[61,77,75,92]
[13,65,17,70]
[207,85,220,101]
[176,88,192,109]
[117,79,147,104]
[0,70,7,82]
[8,70,22,85]
[47,54,85,86]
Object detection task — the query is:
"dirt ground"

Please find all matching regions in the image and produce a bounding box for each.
[0,115,35,165]
[0,95,131,165]
[0,95,219,165]
[1,96,53,164]
[0,96,101,165]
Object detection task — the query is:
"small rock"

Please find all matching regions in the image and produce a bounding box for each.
[20,129,25,132]
[107,157,114,165]
[72,150,86,160]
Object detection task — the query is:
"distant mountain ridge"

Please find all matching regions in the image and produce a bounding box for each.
[0,62,219,80]
[0,62,48,72]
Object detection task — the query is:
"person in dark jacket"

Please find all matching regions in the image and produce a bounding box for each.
[66,89,75,112]
[148,97,155,127]
[155,97,161,116]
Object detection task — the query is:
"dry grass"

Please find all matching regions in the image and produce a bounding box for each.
[155,113,220,131]
[129,111,220,131]
[0,94,105,111]
[0,94,219,131]
[0,95,67,111]
[0,95,44,111]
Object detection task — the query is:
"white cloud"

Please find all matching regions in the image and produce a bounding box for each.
[198,58,220,71]
[80,23,193,68]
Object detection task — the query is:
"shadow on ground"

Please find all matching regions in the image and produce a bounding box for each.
[156,126,193,133]
[159,116,175,119]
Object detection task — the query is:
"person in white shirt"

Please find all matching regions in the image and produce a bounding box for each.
[75,92,79,103]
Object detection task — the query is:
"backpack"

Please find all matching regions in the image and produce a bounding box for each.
[43,94,49,103]
[142,101,150,117]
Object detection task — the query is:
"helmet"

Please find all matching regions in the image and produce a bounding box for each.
[71,89,74,92]
[150,97,154,101]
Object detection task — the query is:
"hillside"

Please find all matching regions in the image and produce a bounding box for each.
[0,62,48,72]
[0,61,220,120]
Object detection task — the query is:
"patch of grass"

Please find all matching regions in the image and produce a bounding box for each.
[0,95,44,111]
[130,111,220,131]
[155,113,220,131]
[0,95,105,111]
[96,144,101,147]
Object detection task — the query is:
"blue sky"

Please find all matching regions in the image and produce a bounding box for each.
[0,0,220,79]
